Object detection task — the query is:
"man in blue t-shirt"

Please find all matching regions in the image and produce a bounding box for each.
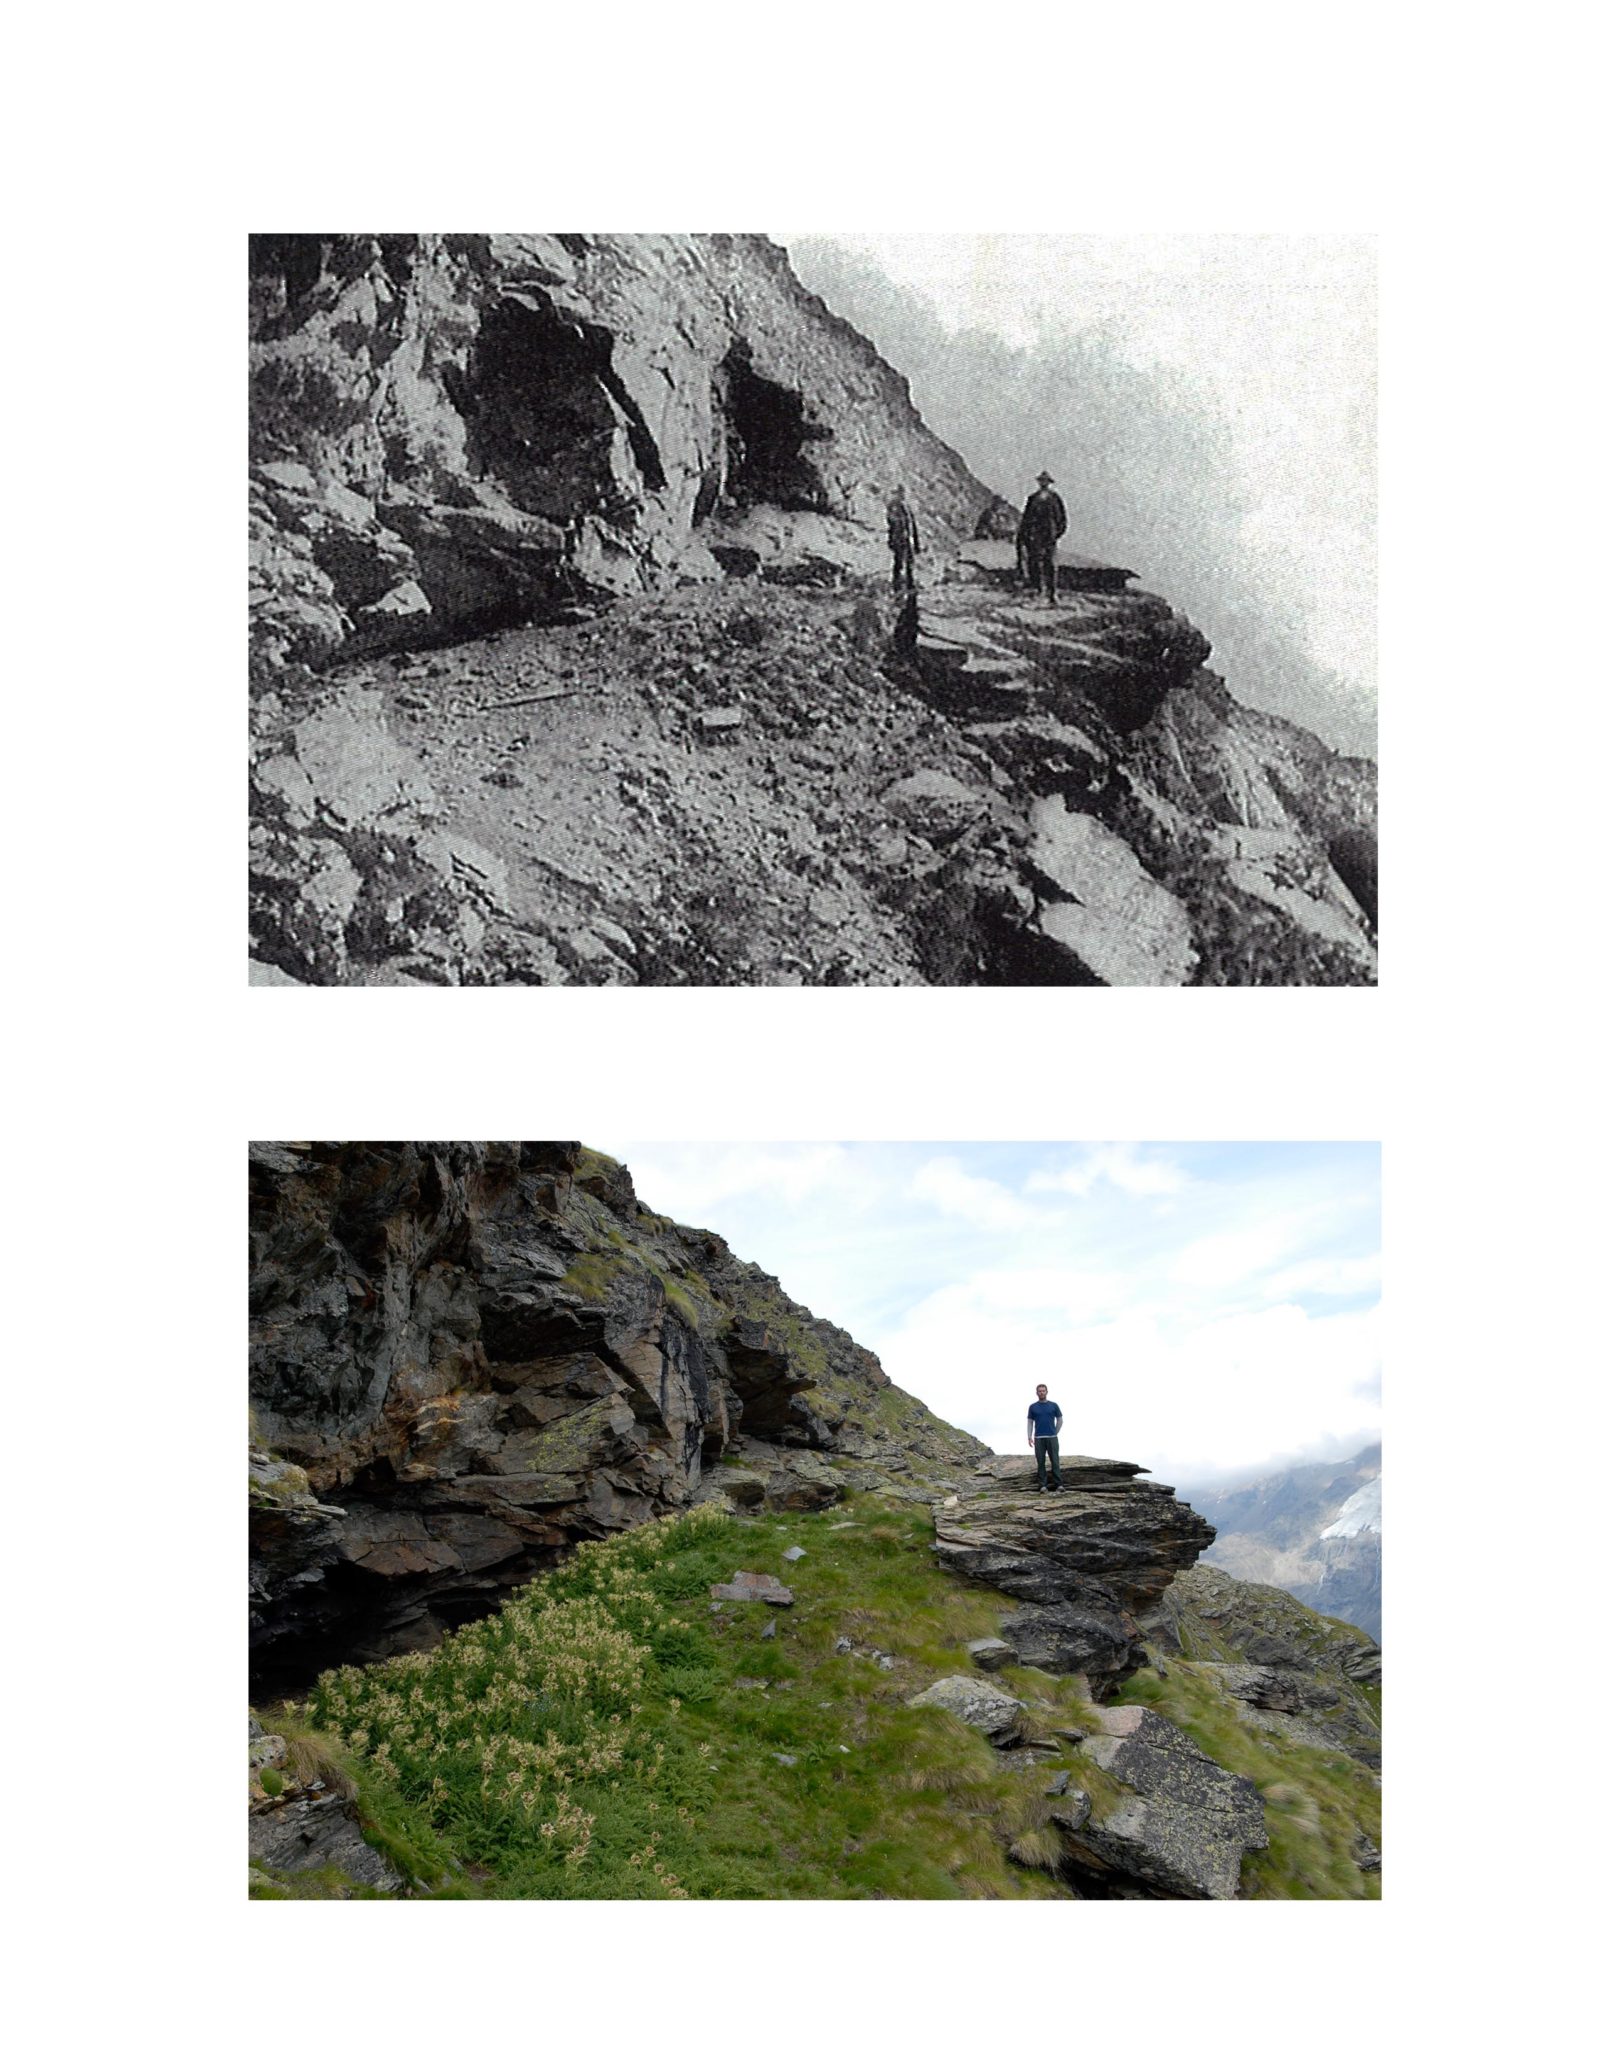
[1027,1384,1064,1492]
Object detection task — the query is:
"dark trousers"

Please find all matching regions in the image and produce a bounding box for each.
[1034,1434,1060,1489]
[892,545,916,592]
[1022,539,1057,601]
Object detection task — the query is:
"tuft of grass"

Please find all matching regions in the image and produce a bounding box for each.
[258,1715,360,1797]
[1008,1827,1066,1872]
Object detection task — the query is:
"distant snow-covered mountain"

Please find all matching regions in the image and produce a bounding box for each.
[1183,1445,1381,1642]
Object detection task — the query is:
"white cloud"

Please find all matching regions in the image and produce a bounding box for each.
[620,1142,858,1222]
[906,1155,1033,1232]
[898,1265,1130,1334]
[878,1284,1381,1488]
[1024,1144,1190,1199]
[1262,1252,1382,1302]
[604,1140,1380,1487]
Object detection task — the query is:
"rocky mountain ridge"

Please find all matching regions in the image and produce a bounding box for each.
[249,1141,1381,1900]
[249,1138,983,1685]
[1187,1445,1382,1641]
[250,234,1376,986]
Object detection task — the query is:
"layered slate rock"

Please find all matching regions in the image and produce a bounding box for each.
[909,550,1375,987]
[249,1140,981,1686]
[249,1784,405,1894]
[934,1457,1215,1698]
[1055,1705,1269,1900]
[1163,1564,1382,1687]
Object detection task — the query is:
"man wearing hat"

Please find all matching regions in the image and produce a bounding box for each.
[1017,471,1068,603]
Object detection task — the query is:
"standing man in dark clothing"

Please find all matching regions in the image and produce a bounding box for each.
[1027,1383,1064,1492]
[1017,471,1068,603]
[887,483,920,593]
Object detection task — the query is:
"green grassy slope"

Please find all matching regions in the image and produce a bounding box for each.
[252,1494,1378,1900]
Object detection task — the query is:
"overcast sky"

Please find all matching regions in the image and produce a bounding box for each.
[604,1140,1380,1495]
[780,233,1376,750]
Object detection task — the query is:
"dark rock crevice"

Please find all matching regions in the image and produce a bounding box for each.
[717,342,831,514]
[472,297,665,518]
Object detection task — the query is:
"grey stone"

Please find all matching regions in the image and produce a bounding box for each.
[966,1636,1018,1672]
[782,1546,807,1562]
[710,1571,795,1606]
[1062,1706,1268,1900]
[248,1787,404,1893]
[1046,1787,1092,1832]
[907,1675,1025,1745]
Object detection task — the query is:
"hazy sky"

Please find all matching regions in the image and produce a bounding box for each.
[781,233,1376,746]
[606,1140,1380,1494]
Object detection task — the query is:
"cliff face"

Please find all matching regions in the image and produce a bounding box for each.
[249,233,991,669]
[250,234,1375,987]
[248,1140,982,1682]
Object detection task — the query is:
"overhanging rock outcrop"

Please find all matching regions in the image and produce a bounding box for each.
[249,1140,982,1685]
[934,1456,1215,1698]
[250,234,993,670]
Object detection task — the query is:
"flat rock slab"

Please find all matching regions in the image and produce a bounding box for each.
[975,1454,1149,1487]
[952,539,1139,587]
[966,1636,1019,1672]
[907,1675,1025,1744]
[710,1570,795,1606]
[1029,797,1197,987]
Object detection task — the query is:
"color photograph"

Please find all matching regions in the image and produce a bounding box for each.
[249,1139,1380,1899]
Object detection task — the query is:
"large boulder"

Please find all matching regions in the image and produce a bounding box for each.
[1028,800,1198,987]
[1056,1706,1268,1900]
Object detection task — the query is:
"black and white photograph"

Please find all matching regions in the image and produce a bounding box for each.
[248,233,1377,987]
